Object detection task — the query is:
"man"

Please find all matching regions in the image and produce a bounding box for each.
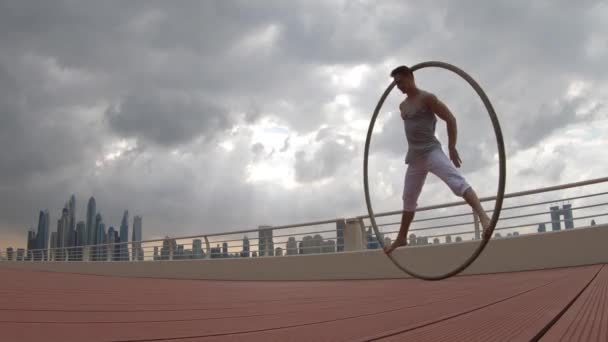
[384,65,491,254]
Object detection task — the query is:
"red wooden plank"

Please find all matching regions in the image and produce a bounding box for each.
[0,265,604,342]
[370,265,600,342]
[540,265,608,341]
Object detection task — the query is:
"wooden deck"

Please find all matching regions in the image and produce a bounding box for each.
[0,264,606,341]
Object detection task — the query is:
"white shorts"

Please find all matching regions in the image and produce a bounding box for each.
[402,148,471,211]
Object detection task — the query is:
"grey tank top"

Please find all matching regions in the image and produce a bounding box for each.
[401,93,442,164]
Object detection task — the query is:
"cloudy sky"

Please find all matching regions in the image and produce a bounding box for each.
[1,0,607,250]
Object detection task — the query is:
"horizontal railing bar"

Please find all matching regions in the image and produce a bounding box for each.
[357,176,608,219]
[367,191,608,228]
[373,202,608,233]
[384,213,608,240]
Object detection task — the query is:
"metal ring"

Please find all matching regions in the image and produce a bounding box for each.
[363,61,507,281]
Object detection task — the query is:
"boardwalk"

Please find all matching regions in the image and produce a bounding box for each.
[0,265,606,341]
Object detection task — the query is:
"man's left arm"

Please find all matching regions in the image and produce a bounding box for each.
[425,93,462,167]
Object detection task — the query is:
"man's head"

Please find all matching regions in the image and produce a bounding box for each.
[391,65,416,94]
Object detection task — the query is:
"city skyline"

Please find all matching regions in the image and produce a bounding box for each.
[20,194,143,260]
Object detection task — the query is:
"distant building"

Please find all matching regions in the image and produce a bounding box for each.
[336,219,345,252]
[192,239,204,259]
[409,233,417,245]
[119,210,129,261]
[550,204,575,231]
[258,225,274,257]
[366,227,382,249]
[132,216,143,261]
[286,237,298,255]
[222,242,228,257]
[538,223,546,233]
[240,236,250,258]
[321,239,336,254]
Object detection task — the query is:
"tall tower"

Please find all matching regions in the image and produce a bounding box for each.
[132,216,143,261]
[67,195,76,249]
[76,221,86,261]
[35,210,49,260]
[93,213,103,261]
[60,207,70,258]
[86,197,96,246]
[120,210,129,261]
[107,227,116,261]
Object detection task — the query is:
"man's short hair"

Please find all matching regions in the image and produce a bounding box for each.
[390,65,414,78]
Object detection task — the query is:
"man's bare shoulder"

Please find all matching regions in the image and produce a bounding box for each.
[420,89,439,104]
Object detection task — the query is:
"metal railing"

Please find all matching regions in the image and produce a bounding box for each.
[2,176,608,262]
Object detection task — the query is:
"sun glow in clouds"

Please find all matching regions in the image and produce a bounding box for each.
[245,118,300,189]
[96,138,138,167]
[324,64,371,89]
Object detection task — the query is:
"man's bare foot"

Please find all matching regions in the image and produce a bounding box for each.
[479,212,492,240]
[384,239,407,255]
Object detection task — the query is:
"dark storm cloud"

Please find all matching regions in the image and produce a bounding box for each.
[105,91,232,147]
[295,127,357,183]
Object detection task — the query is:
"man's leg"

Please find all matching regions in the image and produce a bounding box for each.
[385,159,427,254]
[428,149,492,238]
[384,210,415,254]
[463,188,492,239]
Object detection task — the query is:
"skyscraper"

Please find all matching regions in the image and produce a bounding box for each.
[35,210,49,260]
[68,195,76,249]
[76,221,86,246]
[550,206,562,231]
[107,227,116,262]
[120,210,129,261]
[97,221,106,261]
[93,213,103,261]
[75,221,86,260]
[132,215,143,261]
[50,231,58,261]
[60,207,70,249]
[27,230,36,260]
[56,216,65,261]
[86,197,96,246]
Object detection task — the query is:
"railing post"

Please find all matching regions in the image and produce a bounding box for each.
[204,236,211,259]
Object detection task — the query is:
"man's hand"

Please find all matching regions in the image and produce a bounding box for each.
[449,146,462,168]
